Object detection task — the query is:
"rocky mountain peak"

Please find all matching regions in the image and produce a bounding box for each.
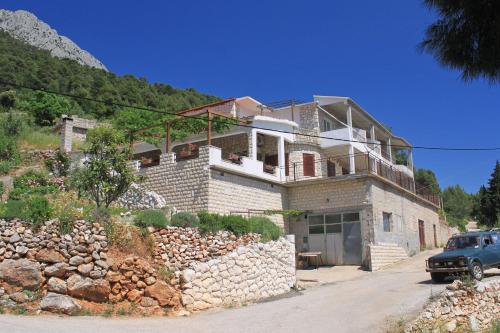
[0,9,107,71]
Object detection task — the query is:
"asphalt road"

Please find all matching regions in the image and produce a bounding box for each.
[1,249,496,333]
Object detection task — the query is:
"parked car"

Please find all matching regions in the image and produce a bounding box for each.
[426,231,500,282]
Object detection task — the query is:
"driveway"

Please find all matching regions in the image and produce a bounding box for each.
[1,249,498,333]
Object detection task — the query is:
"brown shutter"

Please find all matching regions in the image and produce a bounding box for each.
[303,153,315,177]
[285,153,289,176]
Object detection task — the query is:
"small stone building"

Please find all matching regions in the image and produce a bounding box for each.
[57,115,97,152]
[131,96,454,270]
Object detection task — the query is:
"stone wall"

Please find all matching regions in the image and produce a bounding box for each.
[117,183,167,210]
[370,179,442,254]
[208,170,287,228]
[408,279,500,332]
[179,238,296,311]
[296,103,320,145]
[138,146,211,213]
[369,243,409,271]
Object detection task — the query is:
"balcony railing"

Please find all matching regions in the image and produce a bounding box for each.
[288,152,440,207]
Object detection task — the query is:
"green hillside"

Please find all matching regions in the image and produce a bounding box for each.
[0,31,218,119]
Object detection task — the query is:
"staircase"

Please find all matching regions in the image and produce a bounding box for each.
[369,243,409,271]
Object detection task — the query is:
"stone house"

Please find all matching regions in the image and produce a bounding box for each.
[57,115,97,152]
[132,96,453,270]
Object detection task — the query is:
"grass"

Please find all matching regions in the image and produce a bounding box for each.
[18,127,60,150]
[70,308,93,316]
[101,305,114,318]
[157,266,175,282]
[11,306,28,315]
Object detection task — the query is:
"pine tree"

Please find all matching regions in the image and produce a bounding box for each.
[475,161,500,227]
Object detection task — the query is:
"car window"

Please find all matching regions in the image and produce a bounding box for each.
[446,236,480,250]
[492,234,499,244]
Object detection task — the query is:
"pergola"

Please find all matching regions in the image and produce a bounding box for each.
[129,98,248,153]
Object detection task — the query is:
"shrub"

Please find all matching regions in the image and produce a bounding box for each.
[220,215,248,236]
[10,170,57,199]
[23,196,52,229]
[0,160,18,175]
[134,210,170,229]
[2,112,23,137]
[197,211,224,234]
[248,216,281,241]
[0,197,52,229]
[57,205,82,234]
[0,134,18,161]
[0,182,4,197]
[171,212,199,228]
[45,150,71,176]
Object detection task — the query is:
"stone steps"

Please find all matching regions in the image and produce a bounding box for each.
[369,243,409,271]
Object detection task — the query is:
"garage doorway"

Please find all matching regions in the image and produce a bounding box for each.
[307,212,362,265]
[418,220,426,250]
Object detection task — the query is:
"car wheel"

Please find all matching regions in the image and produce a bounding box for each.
[470,261,484,281]
[430,272,447,283]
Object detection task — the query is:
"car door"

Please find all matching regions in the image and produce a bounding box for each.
[491,232,500,264]
[481,235,497,267]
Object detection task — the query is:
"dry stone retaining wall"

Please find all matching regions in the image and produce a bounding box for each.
[408,279,500,332]
[117,183,167,210]
[180,238,296,311]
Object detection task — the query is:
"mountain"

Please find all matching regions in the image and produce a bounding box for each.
[0,29,218,119]
[0,9,107,71]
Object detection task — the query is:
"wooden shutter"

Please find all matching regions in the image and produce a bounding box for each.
[285,153,289,176]
[303,153,315,177]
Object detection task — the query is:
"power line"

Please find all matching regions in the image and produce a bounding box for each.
[1,80,500,152]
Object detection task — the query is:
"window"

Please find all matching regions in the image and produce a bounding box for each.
[303,153,315,177]
[322,119,332,132]
[383,212,392,232]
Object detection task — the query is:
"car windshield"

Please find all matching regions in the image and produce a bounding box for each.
[446,236,480,250]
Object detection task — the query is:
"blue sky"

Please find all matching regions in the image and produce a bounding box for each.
[2,0,499,192]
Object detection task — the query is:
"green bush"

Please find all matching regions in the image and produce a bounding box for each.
[0,200,26,219]
[0,134,18,161]
[23,196,52,229]
[134,210,170,229]
[171,212,199,228]
[248,216,282,241]
[0,197,52,229]
[45,150,71,176]
[197,211,224,234]
[0,160,17,175]
[195,212,281,241]
[2,112,23,137]
[10,170,57,199]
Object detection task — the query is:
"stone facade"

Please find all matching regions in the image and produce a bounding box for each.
[138,147,211,213]
[180,238,296,311]
[209,170,287,228]
[59,115,97,153]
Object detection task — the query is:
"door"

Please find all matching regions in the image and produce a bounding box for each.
[303,153,315,177]
[418,220,426,250]
[325,214,343,265]
[342,212,362,265]
[481,235,497,266]
[308,215,327,263]
[433,224,438,247]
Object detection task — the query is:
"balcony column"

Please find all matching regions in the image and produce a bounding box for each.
[369,125,375,144]
[251,129,258,160]
[408,148,414,169]
[277,136,286,180]
[347,105,353,140]
[348,144,356,174]
[387,137,393,162]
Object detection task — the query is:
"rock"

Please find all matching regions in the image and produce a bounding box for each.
[77,263,94,276]
[469,315,479,332]
[44,263,68,278]
[67,274,110,303]
[89,270,102,279]
[40,293,81,314]
[69,256,84,266]
[145,276,156,285]
[140,296,158,307]
[15,246,28,255]
[145,280,179,307]
[47,277,67,294]
[447,280,463,291]
[0,259,44,290]
[9,292,29,303]
[95,260,108,270]
[445,319,456,332]
[35,249,65,263]
[126,289,142,302]
[0,10,108,71]
[9,233,21,243]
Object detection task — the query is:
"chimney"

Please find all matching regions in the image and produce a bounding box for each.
[60,115,74,153]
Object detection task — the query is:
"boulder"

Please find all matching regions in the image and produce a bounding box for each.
[40,293,81,314]
[69,256,85,266]
[77,263,94,276]
[0,259,44,290]
[47,277,67,294]
[145,280,179,307]
[35,249,65,263]
[44,263,69,278]
[9,291,29,303]
[140,296,158,307]
[67,274,110,303]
